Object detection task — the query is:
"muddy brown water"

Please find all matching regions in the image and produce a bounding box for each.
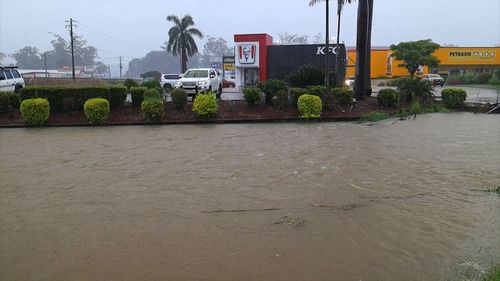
[1,113,499,281]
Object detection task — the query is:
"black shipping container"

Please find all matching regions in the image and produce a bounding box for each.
[266,44,346,82]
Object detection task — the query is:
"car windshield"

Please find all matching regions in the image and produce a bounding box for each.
[183,70,208,78]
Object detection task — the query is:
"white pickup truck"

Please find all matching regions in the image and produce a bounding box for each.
[174,68,223,99]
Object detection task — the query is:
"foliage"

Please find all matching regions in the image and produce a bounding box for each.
[290,88,309,105]
[360,112,389,122]
[489,76,500,86]
[0,92,20,114]
[285,65,324,88]
[446,75,475,85]
[192,92,218,118]
[165,14,204,72]
[130,86,148,107]
[386,78,403,87]
[171,88,187,109]
[11,46,44,69]
[275,89,289,109]
[306,85,326,98]
[257,80,288,104]
[0,93,9,114]
[201,36,233,66]
[481,264,500,281]
[475,72,493,84]
[242,87,261,105]
[123,79,138,89]
[397,77,435,105]
[297,94,322,119]
[410,100,422,114]
[20,98,50,126]
[332,87,354,105]
[377,88,400,107]
[83,98,110,125]
[441,88,467,108]
[495,69,500,79]
[144,88,161,100]
[390,39,440,77]
[141,99,164,122]
[20,85,127,113]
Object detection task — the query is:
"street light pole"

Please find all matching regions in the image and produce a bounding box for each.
[44,52,48,78]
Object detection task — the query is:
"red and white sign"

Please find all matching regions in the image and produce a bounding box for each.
[235,42,259,67]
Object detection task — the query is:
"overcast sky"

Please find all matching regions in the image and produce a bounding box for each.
[1,0,499,72]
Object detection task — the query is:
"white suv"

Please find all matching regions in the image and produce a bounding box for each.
[422,74,445,86]
[174,68,223,99]
[160,73,182,90]
[0,66,25,93]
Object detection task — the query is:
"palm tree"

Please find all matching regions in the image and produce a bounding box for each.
[309,0,353,90]
[166,15,203,73]
[353,0,374,99]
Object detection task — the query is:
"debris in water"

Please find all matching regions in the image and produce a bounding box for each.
[273,215,305,227]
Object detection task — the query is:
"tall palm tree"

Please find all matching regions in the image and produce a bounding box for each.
[309,0,352,90]
[166,15,203,73]
[364,0,373,97]
[354,0,374,99]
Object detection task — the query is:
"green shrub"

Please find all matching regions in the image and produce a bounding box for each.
[410,100,422,114]
[306,85,326,98]
[6,92,21,110]
[332,87,354,105]
[360,112,390,122]
[242,87,261,105]
[123,79,138,89]
[285,65,324,88]
[108,85,127,108]
[192,92,218,118]
[20,98,50,126]
[441,88,467,108]
[171,88,187,110]
[144,88,161,100]
[141,79,160,89]
[141,99,164,122]
[297,94,322,119]
[495,69,500,79]
[0,93,9,114]
[446,75,464,85]
[377,88,400,107]
[290,88,309,106]
[397,77,435,105]
[84,98,110,125]
[257,80,287,104]
[386,78,403,87]
[130,86,147,107]
[275,89,289,108]
[19,85,124,112]
[475,72,493,84]
[489,76,500,85]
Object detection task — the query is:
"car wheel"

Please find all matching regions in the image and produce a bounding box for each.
[14,84,23,93]
[217,84,222,99]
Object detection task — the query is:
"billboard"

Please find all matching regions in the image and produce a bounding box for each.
[235,42,260,67]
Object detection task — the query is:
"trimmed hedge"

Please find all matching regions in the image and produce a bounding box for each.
[20,98,50,126]
[130,86,147,107]
[0,92,21,114]
[243,87,261,105]
[20,85,126,113]
[377,88,400,107]
[257,80,287,104]
[171,88,187,110]
[193,92,218,118]
[441,88,467,108]
[144,88,161,100]
[0,93,9,114]
[298,94,322,119]
[141,99,164,122]
[475,72,493,84]
[84,98,110,125]
[306,85,326,98]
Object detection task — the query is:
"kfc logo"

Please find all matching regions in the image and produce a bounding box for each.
[238,44,256,64]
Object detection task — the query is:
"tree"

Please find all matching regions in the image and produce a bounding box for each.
[278,33,309,44]
[165,14,203,73]
[46,33,99,69]
[390,39,440,77]
[353,0,374,99]
[11,46,44,69]
[0,52,5,64]
[200,36,233,67]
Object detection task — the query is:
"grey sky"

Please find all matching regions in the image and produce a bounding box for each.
[1,0,499,71]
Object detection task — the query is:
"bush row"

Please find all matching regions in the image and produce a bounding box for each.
[20,85,127,113]
[446,72,499,85]
[0,92,21,114]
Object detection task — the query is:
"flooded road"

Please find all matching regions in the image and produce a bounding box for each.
[1,113,499,281]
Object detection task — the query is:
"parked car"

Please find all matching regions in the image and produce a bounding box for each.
[223,78,235,88]
[0,66,25,93]
[422,74,445,86]
[160,73,182,90]
[174,68,223,99]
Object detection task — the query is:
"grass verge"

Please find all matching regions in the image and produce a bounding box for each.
[360,112,390,122]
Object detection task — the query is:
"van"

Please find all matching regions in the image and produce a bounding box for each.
[0,66,25,93]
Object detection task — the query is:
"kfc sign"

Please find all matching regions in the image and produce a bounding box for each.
[316,46,338,55]
[235,42,259,67]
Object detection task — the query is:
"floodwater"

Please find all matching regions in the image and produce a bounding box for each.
[1,113,499,281]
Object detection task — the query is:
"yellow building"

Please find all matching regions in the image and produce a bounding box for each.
[346,47,500,78]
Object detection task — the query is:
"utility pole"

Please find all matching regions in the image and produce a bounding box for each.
[119,56,122,79]
[108,65,111,79]
[325,0,330,94]
[44,52,48,79]
[66,18,76,81]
